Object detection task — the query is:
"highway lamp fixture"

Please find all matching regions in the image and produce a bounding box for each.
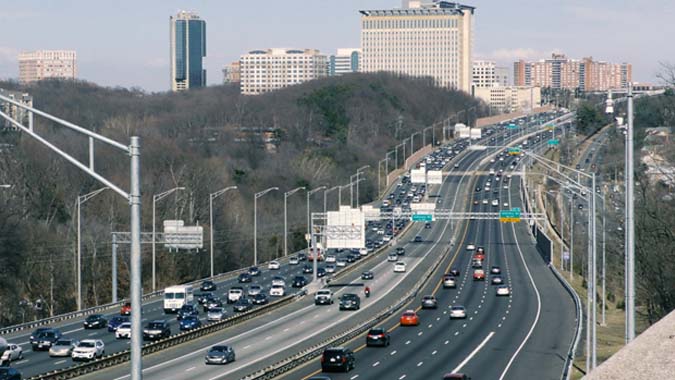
[306,186,326,253]
[209,186,238,278]
[254,187,279,266]
[283,187,305,258]
[76,187,109,311]
[152,186,185,292]
[323,185,340,214]
[355,165,370,207]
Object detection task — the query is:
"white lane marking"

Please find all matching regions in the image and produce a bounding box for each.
[452,331,495,373]
[351,375,359,380]
[432,350,437,355]
[243,345,251,350]
[14,359,28,364]
[373,361,380,367]
[54,359,67,365]
[390,350,397,356]
[417,361,423,367]
[417,331,423,336]
[186,366,196,372]
[63,327,84,334]
[264,336,271,340]
[88,332,97,336]
[444,340,449,345]
[399,375,407,380]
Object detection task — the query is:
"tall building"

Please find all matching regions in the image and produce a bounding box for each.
[170,11,206,92]
[18,50,76,83]
[514,53,631,92]
[239,48,328,95]
[0,89,33,131]
[474,86,541,114]
[222,61,241,84]
[495,66,510,86]
[360,1,475,92]
[472,60,495,88]
[329,48,361,76]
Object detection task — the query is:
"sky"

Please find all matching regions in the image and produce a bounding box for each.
[0,0,672,92]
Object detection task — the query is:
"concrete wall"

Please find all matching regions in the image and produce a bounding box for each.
[386,144,433,186]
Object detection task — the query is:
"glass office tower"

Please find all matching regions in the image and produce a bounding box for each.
[170,11,206,91]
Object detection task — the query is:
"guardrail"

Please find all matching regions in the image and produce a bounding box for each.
[26,292,300,380]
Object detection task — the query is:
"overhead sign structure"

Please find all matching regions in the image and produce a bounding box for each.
[410,202,436,211]
[548,139,560,146]
[468,145,487,151]
[163,220,204,250]
[427,170,443,184]
[499,208,521,223]
[412,214,433,222]
[361,205,381,220]
[411,168,426,184]
[508,147,522,156]
[325,207,365,249]
[545,125,555,131]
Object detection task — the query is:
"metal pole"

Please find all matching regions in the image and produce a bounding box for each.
[284,194,288,258]
[254,195,257,266]
[209,186,237,277]
[306,192,310,251]
[209,195,214,277]
[152,197,156,291]
[129,136,142,380]
[570,199,574,279]
[112,234,117,303]
[560,193,564,272]
[591,173,597,369]
[338,187,342,207]
[626,83,635,342]
[311,214,317,282]
[77,198,82,311]
[586,194,592,374]
[602,198,606,326]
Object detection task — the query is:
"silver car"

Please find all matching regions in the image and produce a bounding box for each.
[421,295,438,309]
[1,343,23,363]
[48,339,78,357]
[450,305,467,319]
[207,307,225,322]
[248,284,263,296]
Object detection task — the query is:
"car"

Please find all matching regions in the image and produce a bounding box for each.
[443,373,472,380]
[268,260,281,270]
[473,200,479,205]
[496,285,511,296]
[388,252,398,262]
[289,256,299,265]
[361,271,374,280]
[473,251,485,261]
[476,246,485,253]
[394,261,406,273]
[238,273,253,283]
[466,244,476,251]
[490,266,501,274]
[339,294,360,311]
[325,255,337,263]
[578,204,584,209]
[207,307,225,322]
[396,247,406,255]
[482,199,488,205]
[251,293,269,305]
[120,302,132,315]
[503,201,509,206]
[336,258,347,267]
[31,328,62,351]
[202,296,222,312]
[421,295,438,309]
[443,275,457,288]
[71,339,105,361]
[317,267,327,278]
[228,287,244,303]
[48,339,79,357]
[177,304,199,320]
[0,367,22,380]
[366,328,391,347]
[196,292,214,305]
[475,187,481,192]
[143,320,171,340]
[425,222,432,229]
[270,285,286,297]
[302,264,313,273]
[83,314,107,329]
[205,345,236,365]
[491,276,504,285]
[200,280,216,291]
[492,198,499,207]
[292,275,308,288]
[179,315,202,331]
[321,347,355,372]
[400,310,420,326]
[450,306,467,319]
[454,163,460,168]
[473,269,485,281]
[359,248,368,257]
[247,266,261,276]
[450,268,460,277]
[297,253,307,261]
[315,289,334,305]
[29,327,51,346]
[414,235,423,243]
[0,344,22,365]
[472,259,483,268]
[233,297,254,312]
[248,284,263,296]
[115,322,132,339]
[107,315,130,332]
[325,264,336,273]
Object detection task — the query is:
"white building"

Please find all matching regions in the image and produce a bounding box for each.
[495,66,510,86]
[239,48,328,95]
[472,60,496,88]
[360,1,475,92]
[18,50,77,83]
[329,48,361,76]
[474,86,541,114]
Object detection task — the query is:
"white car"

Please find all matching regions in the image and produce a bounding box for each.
[325,264,336,273]
[268,260,280,270]
[466,244,476,251]
[228,288,243,303]
[1,343,22,363]
[71,339,105,361]
[115,322,132,339]
[359,248,368,257]
[482,199,488,205]
[289,256,299,265]
[248,284,263,296]
[491,199,499,207]
[207,307,225,322]
[336,259,347,267]
[394,261,406,273]
[325,255,337,263]
[270,285,285,296]
[271,277,286,287]
[504,185,509,189]
[388,253,398,262]
[496,285,511,296]
[503,202,509,207]
[450,306,467,319]
[382,235,391,242]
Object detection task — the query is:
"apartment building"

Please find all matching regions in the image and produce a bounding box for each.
[222,61,241,84]
[18,50,77,83]
[239,48,328,95]
[329,48,361,76]
[474,86,541,114]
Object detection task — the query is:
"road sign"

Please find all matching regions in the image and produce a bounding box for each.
[468,145,486,151]
[508,147,521,156]
[563,250,570,260]
[163,220,204,250]
[499,217,521,223]
[326,208,365,249]
[545,125,555,131]
[548,139,559,146]
[411,214,433,222]
[427,170,443,184]
[499,209,521,218]
[411,168,426,184]
[507,124,518,130]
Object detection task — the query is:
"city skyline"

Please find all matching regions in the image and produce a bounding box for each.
[0,0,671,92]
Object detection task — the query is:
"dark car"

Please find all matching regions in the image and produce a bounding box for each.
[179,315,202,331]
[339,294,360,311]
[345,254,357,263]
[238,273,253,283]
[361,271,374,280]
[317,267,327,278]
[83,314,108,329]
[233,298,253,313]
[321,347,355,372]
[200,280,216,291]
[292,275,308,288]
[414,235,423,243]
[302,264,313,274]
[203,297,223,312]
[107,316,130,332]
[297,252,307,261]
[205,345,235,365]
[31,328,62,351]
[450,268,460,277]
[177,304,199,320]
[0,367,22,380]
[396,247,405,255]
[29,327,51,345]
[196,292,214,305]
[442,374,471,380]
[366,328,390,347]
[248,266,261,276]
[251,293,268,305]
[425,222,432,229]
[143,320,171,340]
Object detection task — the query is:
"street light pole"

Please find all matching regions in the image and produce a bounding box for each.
[76,187,109,310]
[152,186,185,292]
[625,83,636,342]
[324,186,339,214]
[254,187,279,266]
[209,186,238,278]
[307,186,326,253]
[355,165,370,208]
[284,187,305,258]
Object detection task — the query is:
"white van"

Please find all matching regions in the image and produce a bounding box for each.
[163,285,194,313]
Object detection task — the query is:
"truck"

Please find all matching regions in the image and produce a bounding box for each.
[315,289,334,305]
[163,285,194,313]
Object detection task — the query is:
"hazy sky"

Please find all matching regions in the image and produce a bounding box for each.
[0,0,672,92]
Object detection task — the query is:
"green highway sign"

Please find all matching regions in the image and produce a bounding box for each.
[499,208,521,218]
[507,124,518,130]
[548,139,559,146]
[507,147,521,156]
[411,214,433,222]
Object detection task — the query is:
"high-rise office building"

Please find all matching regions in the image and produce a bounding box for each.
[170,11,206,91]
[239,48,328,95]
[329,48,361,76]
[18,50,77,83]
[222,61,241,84]
[360,0,475,92]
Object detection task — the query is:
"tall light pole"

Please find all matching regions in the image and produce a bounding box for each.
[209,186,237,278]
[410,131,421,155]
[355,165,370,207]
[254,187,279,266]
[324,186,339,214]
[307,186,326,252]
[76,187,109,311]
[152,186,185,292]
[338,184,350,208]
[284,187,305,257]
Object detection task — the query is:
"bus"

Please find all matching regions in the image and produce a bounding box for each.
[163,285,194,313]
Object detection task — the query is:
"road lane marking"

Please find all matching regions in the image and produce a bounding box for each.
[417,361,423,367]
[390,350,397,355]
[373,361,380,367]
[186,366,195,372]
[452,331,495,373]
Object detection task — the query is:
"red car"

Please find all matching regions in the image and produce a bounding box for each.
[473,253,485,261]
[120,302,132,316]
[473,269,485,281]
[400,310,420,326]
